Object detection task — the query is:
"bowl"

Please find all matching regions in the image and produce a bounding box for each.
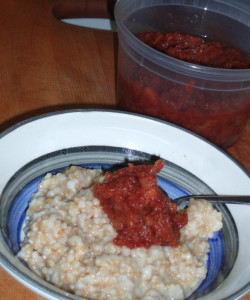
[0,109,250,300]
[114,0,250,148]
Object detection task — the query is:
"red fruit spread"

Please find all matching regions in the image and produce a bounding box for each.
[93,160,188,249]
[117,32,250,147]
[137,32,250,69]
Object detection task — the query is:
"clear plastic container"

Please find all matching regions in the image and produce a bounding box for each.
[114,0,250,148]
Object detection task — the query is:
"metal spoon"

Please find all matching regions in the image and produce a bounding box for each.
[172,194,250,207]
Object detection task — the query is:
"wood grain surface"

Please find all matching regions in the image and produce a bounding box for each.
[0,0,249,299]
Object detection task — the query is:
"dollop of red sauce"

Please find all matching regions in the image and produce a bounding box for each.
[93,161,188,249]
[136,32,250,69]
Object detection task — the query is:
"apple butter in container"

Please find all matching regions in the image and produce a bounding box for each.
[114,0,250,148]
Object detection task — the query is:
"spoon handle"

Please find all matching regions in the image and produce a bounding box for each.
[175,195,250,205]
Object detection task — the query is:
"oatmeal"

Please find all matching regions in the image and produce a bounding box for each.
[18,165,222,300]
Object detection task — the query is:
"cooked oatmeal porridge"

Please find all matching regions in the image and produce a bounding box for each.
[18,165,222,300]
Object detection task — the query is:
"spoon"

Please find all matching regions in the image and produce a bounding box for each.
[172,194,250,207]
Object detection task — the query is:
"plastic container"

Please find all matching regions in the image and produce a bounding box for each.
[114,0,250,148]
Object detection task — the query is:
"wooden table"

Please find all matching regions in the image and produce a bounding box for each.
[0,0,249,299]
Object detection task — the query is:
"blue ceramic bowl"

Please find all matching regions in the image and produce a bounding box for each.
[4,146,238,299]
[0,110,249,300]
